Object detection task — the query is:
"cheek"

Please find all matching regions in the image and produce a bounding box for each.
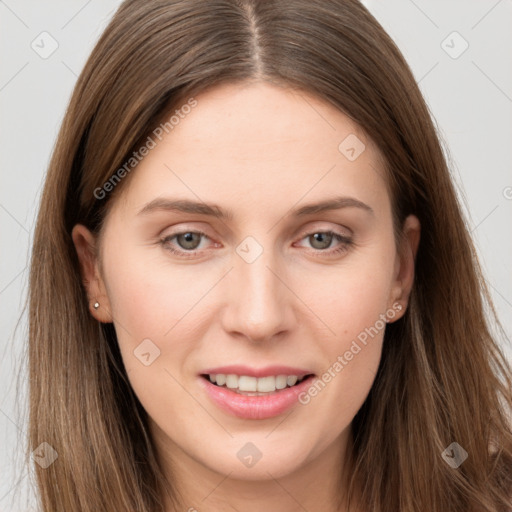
[304,242,395,346]
[101,248,208,431]
[294,241,395,429]
[100,243,219,416]
[102,242,212,342]
[296,296,387,449]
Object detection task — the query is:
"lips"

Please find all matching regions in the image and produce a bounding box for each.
[198,365,316,420]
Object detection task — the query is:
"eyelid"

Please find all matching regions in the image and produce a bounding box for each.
[160,222,213,236]
[295,222,352,240]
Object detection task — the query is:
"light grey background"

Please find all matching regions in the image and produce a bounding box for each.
[1,1,511,509]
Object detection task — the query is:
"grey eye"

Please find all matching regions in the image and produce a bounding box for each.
[308,232,334,250]
[176,232,203,250]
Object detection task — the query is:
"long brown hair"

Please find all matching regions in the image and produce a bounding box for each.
[28,0,512,510]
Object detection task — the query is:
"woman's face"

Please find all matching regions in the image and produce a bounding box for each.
[74,82,419,482]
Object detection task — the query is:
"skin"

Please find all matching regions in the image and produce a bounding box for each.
[73,82,420,512]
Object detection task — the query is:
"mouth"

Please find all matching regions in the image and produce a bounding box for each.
[198,369,317,420]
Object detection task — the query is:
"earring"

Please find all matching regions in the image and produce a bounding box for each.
[93,301,100,310]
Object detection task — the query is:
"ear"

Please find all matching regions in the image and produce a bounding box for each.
[387,214,421,322]
[71,224,113,323]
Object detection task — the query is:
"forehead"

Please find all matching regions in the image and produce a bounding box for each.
[169,82,370,158]
[110,82,389,221]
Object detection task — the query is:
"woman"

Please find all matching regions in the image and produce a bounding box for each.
[28,0,512,511]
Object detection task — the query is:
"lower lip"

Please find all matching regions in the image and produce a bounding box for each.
[199,375,315,420]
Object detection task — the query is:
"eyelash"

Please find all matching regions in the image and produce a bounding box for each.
[159,230,353,259]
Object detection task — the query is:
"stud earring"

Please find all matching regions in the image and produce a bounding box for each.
[93,301,100,310]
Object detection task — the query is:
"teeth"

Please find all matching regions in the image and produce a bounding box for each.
[287,375,297,386]
[275,375,287,389]
[257,376,275,392]
[239,376,257,391]
[226,374,238,389]
[207,374,307,392]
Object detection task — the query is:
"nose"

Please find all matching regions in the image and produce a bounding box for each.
[220,249,295,343]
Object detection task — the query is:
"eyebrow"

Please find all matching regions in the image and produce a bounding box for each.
[137,195,374,220]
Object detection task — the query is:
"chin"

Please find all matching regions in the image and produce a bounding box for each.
[197,437,313,481]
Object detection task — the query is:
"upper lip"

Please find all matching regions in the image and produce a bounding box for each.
[200,365,314,379]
